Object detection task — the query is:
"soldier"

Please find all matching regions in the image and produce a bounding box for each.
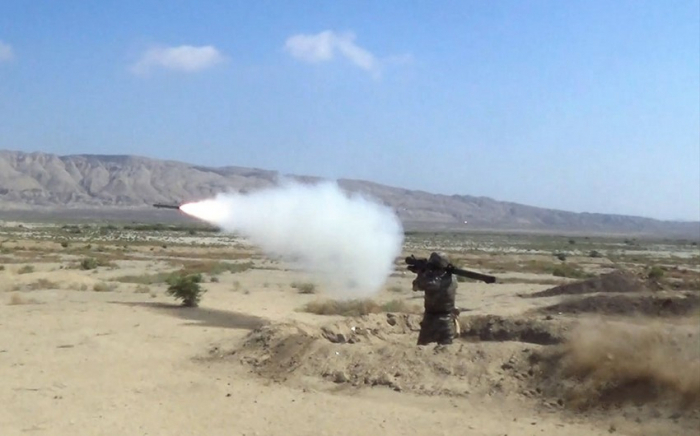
[412,252,460,346]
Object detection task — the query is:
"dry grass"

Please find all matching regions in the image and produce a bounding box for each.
[172,260,254,276]
[77,256,118,270]
[551,263,592,279]
[18,265,35,274]
[302,298,420,316]
[111,272,174,285]
[93,282,118,292]
[291,282,317,294]
[461,256,594,279]
[134,284,150,293]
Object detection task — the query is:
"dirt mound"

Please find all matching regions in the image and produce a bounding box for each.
[215,312,700,428]
[527,270,647,298]
[524,319,700,422]
[540,293,700,317]
[459,314,567,345]
[224,313,544,398]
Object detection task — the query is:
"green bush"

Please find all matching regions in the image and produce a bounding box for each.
[80,257,99,270]
[648,266,665,280]
[166,273,206,307]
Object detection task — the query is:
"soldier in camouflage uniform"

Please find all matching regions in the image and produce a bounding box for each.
[412,252,459,345]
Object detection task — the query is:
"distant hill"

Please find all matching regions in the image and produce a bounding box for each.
[0,150,698,238]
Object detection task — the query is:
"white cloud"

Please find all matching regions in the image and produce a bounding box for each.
[130,44,224,76]
[0,40,14,62]
[284,30,381,76]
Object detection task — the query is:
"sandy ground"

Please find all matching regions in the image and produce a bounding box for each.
[1,240,698,436]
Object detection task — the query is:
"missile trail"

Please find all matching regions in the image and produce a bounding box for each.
[178,181,404,298]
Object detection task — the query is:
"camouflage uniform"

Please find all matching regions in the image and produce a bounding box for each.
[412,252,459,346]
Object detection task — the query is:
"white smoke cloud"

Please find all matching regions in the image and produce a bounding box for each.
[180,180,405,298]
[130,44,224,76]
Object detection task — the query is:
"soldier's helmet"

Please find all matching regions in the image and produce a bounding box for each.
[427,251,450,269]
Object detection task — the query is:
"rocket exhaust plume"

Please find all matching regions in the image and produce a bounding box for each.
[179,181,405,299]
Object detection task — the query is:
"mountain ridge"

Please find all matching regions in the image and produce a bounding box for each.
[0,149,698,238]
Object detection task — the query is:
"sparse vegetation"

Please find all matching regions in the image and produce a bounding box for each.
[80,257,99,270]
[25,278,58,290]
[112,272,174,285]
[18,265,35,274]
[78,256,116,270]
[292,281,317,294]
[165,273,206,307]
[175,260,254,276]
[551,264,591,279]
[121,223,219,233]
[93,282,117,292]
[648,266,665,280]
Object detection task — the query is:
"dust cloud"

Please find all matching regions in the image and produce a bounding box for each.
[180,180,404,298]
[548,318,700,408]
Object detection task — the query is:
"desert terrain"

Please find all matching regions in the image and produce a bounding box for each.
[1,221,699,436]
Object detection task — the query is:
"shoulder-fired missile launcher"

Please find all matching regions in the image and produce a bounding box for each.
[405,254,496,284]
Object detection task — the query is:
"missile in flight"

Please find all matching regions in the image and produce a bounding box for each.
[152,203,182,210]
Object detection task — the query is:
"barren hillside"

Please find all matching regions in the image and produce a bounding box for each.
[0,150,698,238]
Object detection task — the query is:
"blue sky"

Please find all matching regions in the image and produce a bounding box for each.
[0,1,698,221]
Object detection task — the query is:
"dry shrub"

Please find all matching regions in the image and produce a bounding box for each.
[93,282,117,292]
[76,256,117,270]
[302,298,419,317]
[18,265,35,274]
[134,284,150,294]
[291,282,317,294]
[544,319,700,409]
